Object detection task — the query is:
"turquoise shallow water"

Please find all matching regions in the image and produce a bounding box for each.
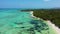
[0,9,56,34]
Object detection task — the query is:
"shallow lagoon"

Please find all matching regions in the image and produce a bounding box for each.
[0,9,56,34]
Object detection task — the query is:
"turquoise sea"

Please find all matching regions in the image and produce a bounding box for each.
[0,9,56,34]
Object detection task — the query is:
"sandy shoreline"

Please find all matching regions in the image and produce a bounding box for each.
[47,21,60,34]
[30,11,60,34]
[30,11,40,19]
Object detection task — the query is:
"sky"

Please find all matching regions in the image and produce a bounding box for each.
[0,0,60,8]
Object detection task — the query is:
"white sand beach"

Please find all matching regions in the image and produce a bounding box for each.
[46,20,60,34]
[30,11,60,34]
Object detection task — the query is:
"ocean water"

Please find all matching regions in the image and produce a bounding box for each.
[0,9,56,34]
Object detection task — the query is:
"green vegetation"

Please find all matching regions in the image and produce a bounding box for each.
[21,9,60,28]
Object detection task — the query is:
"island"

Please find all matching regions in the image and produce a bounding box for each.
[21,9,60,28]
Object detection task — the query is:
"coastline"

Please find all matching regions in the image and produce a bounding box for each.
[30,11,60,34]
[46,20,60,34]
[30,11,40,20]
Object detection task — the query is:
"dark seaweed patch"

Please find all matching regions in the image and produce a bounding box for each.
[21,27,25,28]
[30,31,35,34]
[14,22,23,25]
[30,20,39,25]
[27,28,34,31]
[27,27,35,34]
[34,25,41,30]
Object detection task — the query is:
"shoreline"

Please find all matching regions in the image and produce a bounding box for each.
[30,11,40,20]
[46,20,60,34]
[30,11,60,34]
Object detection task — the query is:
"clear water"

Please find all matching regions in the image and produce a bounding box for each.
[0,9,56,34]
